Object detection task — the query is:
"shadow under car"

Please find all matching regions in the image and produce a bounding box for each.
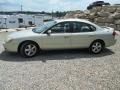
[0,48,115,62]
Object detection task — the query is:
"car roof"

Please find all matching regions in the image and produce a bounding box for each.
[55,18,93,25]
[55,18,101,30]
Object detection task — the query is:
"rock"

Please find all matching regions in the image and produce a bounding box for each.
[96,23,105,26]
[75,10,84,14]
[116,8,120,13]
[97,12,110,17]
[102,6,117,13]
[95,6,102,12]
[113,4,120,8]
[112,13,120,19]
[64,10,84,18]
[110,24,117,29]
[74,13,86,18]
[95,17,114,23]
[84,10,90,14]
[114,20,120,25]
[105,24,117,29]
[86,14,96,19]
[89,6,102,14]
[64,13,74,18]
[90,7,99,13]
[116,25,120,30]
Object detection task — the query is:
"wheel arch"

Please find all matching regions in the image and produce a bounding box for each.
[18,40,40,53]
[90,39,105,47]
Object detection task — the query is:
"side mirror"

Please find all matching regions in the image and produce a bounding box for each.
[47,30,51,35]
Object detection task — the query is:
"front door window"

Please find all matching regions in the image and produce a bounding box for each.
[50,22,71,33]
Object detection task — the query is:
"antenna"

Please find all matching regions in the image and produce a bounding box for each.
[21,5,23,12]
[52,10,53,19]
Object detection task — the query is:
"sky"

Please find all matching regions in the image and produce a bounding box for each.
[0,0,120,12]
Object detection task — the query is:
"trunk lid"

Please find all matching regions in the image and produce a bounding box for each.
[101,26,117,36]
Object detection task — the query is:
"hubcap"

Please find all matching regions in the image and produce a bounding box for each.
[24,44,37,56]
[92,42,102,53]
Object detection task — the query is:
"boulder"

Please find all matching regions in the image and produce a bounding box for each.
[74,13,86,18]
[97,12,110,17]
[86,14,96,19]
[105,23,117,29]
[112,4,120,8]
[112,13,120,19]
[90,6,102,13]
[110,24,117,29]
[64,10,84,18]
[75,10,84,14]
[102,6,116,13]
[116,8,120,13]
[90,7,98,13]
[96,23,105,26]
[64,13,74,18]
[95,6,102,12]
[114,20,120,25]
[95,17,114,23]
[116,25,120,30]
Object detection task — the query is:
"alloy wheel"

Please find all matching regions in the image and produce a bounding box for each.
[91,42,102,53]
[24,44,37,57]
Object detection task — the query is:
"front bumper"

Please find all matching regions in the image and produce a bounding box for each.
[3,41,18,52]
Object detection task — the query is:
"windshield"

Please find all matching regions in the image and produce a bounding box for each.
[32,21,57,33]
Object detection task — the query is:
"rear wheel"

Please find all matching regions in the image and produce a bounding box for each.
[89,41,104,54]
[19,42,39,57]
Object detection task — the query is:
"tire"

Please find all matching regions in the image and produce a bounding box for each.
[89,41,104,54]
[19,42,39,57]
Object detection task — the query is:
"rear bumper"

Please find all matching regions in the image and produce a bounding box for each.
[105,39,117,47]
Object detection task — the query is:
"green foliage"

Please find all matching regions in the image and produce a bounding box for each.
[0,11,67,17]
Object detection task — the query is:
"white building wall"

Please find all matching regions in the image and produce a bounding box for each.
[0,14,44,29]
[6,16,19,28]
[35,15,44,27]
[0,18,6,28]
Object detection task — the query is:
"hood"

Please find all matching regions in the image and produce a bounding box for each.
[8,29,39,39]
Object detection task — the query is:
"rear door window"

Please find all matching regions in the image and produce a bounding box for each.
[72,22,96,33]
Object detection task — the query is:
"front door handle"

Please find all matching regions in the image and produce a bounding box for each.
[64,36,69,38]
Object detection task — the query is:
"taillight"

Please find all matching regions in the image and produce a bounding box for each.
[112,31,116,36]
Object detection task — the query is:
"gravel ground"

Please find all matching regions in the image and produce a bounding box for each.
[0,32,120,90]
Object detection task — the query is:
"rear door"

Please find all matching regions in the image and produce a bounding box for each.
[71,22,96,48]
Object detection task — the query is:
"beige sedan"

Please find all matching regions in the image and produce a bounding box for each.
[3,19,117,57]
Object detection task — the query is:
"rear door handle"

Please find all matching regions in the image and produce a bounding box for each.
[89,35,95,37]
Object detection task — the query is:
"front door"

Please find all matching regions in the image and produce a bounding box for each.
[41,22,72,50]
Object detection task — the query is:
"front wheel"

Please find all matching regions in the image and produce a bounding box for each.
[89,41,104,54]
[19,42,38,57]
